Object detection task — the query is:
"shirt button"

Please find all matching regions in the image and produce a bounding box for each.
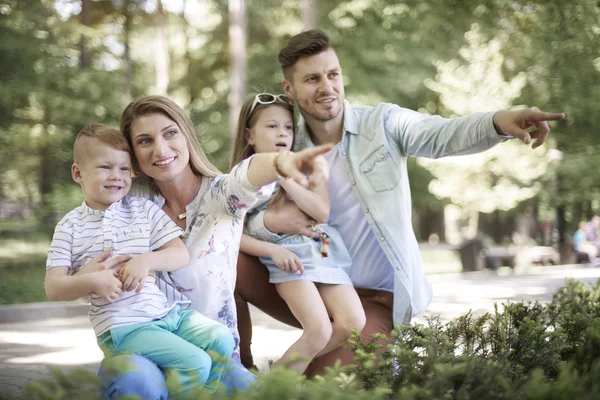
[380,236,385,241]
[342,152,346,156]
[364,208,369,214]
[396,265,401,270]
[351,181,356,186]
[380,154,385,160]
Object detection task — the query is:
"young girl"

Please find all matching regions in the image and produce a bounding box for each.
[230,93,366,373]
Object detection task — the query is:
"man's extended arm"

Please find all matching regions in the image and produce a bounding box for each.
[386,105,564,158]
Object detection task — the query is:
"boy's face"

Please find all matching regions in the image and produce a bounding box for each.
[72,142,132,210]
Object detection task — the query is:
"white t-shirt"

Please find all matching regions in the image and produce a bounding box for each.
[47,197,186,336]
[324,144,393,292]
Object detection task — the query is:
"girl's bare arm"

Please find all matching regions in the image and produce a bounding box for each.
[279,177,330,224]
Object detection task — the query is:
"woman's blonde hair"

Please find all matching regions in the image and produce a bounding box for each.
[229,93,295,207]
[120,95,220,180]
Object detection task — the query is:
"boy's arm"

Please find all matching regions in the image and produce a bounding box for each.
[45,266,122,302]
[120,237,189,292]
[135,237,190,272]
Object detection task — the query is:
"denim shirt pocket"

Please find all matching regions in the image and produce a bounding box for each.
[360,145,401,192]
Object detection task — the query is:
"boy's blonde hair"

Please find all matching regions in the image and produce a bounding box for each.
[73,124,131,164]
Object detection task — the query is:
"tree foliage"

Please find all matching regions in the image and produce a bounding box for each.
[1,0,598,236]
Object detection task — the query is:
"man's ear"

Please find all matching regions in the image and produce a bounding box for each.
[282,79,294,102]
[72,163,83,184]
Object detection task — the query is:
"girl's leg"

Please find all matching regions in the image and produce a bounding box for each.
[98,354,167,400]
[315,284,366,358]
[272,280,332,373]
[235,252,301,369]
[305,290,394,377]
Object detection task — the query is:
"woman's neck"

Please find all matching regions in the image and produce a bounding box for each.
[155,167,202,213]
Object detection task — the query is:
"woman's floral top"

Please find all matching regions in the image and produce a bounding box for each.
[132,156,273,359]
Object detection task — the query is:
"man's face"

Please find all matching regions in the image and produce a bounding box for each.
[282,48,345,124]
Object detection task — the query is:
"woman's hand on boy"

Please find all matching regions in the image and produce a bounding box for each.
[119,256,150,292]
[77,248,133,275]
[93,269,123,303]
[271,247,304,275]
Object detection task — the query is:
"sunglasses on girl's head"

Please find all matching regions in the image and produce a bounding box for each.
[249,93,290,115]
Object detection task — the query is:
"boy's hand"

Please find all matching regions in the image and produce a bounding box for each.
[93,269,123,303]
[120,257,150,293]
[271,247,304,275]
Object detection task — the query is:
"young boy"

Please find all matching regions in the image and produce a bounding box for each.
[45,124,234,395]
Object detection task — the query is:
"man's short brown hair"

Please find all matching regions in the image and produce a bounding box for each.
[73,124,131,164]
[278,29,331,79]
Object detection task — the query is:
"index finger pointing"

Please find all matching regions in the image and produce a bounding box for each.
[527,111,565,122]
[297,144,334,160]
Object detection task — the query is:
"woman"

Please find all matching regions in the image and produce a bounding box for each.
[95,95,331,399]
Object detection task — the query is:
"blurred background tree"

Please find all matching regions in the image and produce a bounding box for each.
[0,0,598,253]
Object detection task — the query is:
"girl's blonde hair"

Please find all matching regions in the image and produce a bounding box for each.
[120,95,221,180]
[229,93,295,207]
[229,93,295,170]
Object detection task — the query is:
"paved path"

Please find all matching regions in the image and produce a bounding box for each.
[2,264,599,398]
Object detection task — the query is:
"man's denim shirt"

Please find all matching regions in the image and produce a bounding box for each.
[248,100,507,325]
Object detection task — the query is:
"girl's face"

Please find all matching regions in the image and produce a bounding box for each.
[129,113,192,183]
[246,105,294,154]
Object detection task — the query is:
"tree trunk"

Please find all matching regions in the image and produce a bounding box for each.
[183,0,196,105]
[465,210,479,240]
[302,0,318,29]
[80,0,92,68]
[155,0,170,95]
[39,107,56,230]
[228,0,247,138]
[123,0,133,100]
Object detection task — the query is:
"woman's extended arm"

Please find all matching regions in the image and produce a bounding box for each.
[246,145,332,188]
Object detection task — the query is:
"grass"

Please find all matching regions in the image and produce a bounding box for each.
[0,238,50,305]
[0,218,52,305]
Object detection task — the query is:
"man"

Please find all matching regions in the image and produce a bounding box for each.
[235,29,565,376]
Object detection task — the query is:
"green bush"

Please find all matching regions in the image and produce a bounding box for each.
[19,279,600,399]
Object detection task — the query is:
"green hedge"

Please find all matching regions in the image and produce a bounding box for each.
[14,279,600,399]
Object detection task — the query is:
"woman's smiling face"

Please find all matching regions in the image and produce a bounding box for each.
[130,113,191,183]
